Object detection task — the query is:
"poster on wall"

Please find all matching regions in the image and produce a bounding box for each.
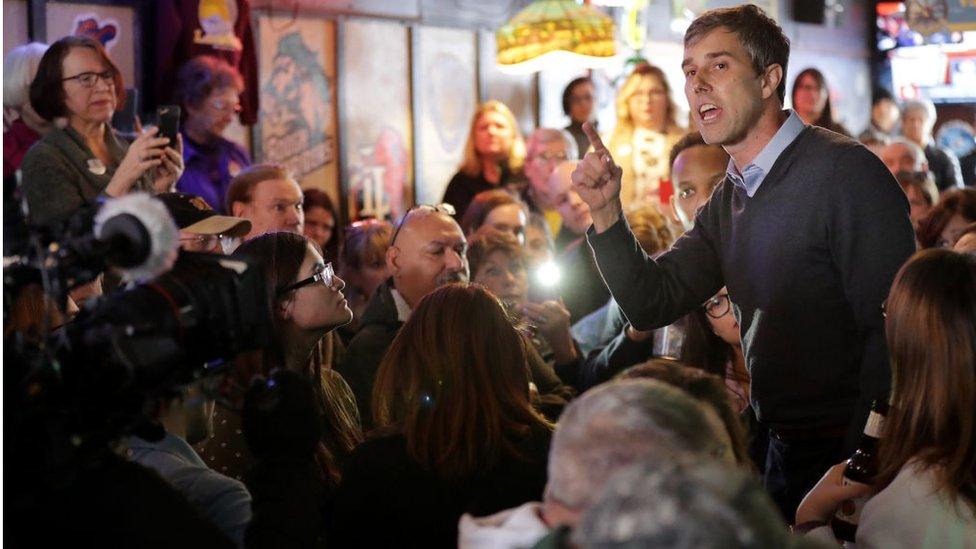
[44,2,139,88]
[340,19,413,221]
[255,15,340,204]
[414,27,477,205]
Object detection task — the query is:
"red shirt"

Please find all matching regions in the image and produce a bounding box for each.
[4,119,41,179]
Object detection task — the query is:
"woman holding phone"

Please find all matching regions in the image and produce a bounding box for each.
[21,36,183,227]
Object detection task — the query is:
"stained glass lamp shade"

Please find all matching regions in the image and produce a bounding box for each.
[496,0,616,74]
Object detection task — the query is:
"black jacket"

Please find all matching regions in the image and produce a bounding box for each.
[331,428,551,548]
[336,282,403,429]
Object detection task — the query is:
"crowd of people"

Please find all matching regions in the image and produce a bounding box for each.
[4,3,976,548]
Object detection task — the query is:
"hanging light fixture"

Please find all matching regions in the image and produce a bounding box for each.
[496,0,616,75]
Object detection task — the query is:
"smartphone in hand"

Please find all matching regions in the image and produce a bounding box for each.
[156,105,181,145]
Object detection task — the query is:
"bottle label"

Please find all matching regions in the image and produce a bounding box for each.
[864,410,884,438]
[833,478,870,540]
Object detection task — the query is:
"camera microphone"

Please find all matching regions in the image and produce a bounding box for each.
[92,193,179,282]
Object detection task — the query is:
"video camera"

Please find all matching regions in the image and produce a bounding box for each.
[4,192,272,491]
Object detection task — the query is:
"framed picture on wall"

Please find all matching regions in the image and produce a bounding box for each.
[31,0,146,91]
[479,29,538,137]
[338,18,413,222]
[413,26,478,205]
[254,13,340,206]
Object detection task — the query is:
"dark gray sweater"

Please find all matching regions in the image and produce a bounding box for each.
[20,125,154,227]
[588,127,915,438]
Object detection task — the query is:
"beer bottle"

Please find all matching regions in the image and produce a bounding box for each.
[831,400,888,543]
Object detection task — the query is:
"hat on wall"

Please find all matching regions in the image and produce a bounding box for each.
[156,192,251,238]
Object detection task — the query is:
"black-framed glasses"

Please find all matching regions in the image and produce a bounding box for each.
[390,203,456,246]
[62,69,116,88]
[277,262,335,297]
[704,294,731,319]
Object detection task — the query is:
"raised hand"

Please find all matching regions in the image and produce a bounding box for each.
[571,122,624,232]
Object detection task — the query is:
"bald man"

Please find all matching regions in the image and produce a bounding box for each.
[337,206,469,426]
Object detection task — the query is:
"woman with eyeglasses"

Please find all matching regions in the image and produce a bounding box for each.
[21,36,183,227]
[196,232,363,487]
[680,288,766,471]
[173,55,251,214]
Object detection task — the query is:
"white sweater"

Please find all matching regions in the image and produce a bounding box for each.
[808,460,976,548]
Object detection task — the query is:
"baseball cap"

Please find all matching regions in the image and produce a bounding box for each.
[156,192,251,238]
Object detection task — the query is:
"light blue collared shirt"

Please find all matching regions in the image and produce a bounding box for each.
[726,110,807,198]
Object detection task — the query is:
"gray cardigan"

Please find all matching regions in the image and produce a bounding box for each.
[20,124,154,227]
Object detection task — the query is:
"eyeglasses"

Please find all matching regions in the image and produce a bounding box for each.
[390,203,456,246]
[62,70,116,88]
[530,151,569,163]
[277,262,335,297]
[210,97,242,113]
[704,294,731,319]
[179,234,222,251]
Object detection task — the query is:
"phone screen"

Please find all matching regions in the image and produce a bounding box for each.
[156,105,181,145]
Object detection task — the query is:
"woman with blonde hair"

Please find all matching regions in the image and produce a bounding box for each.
[442,100,526,218]
[607,64,684,209]
[797,249,976,545]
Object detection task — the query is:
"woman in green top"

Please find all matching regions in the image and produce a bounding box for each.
[21,36,183,227]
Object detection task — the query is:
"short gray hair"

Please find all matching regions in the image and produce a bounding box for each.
[526,128,577,161]
[902,99,937,125]
[545,379,721,510]
[3,42,48,114]
[572,460,797,549]
[885,136,927,171]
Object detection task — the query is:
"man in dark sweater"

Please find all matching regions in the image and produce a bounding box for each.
[571,5,915,522]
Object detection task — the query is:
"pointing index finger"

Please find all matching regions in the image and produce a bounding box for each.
[582,122,608,155]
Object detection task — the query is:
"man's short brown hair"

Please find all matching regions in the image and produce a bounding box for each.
[225,164,295,212]
[684,4,790,103]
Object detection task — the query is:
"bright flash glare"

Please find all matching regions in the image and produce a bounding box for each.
[536,261,561,287]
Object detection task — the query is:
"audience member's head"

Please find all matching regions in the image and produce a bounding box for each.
[870,88,900,134]
[614,64,679,134]
[878,249,976,505]
[525,213,556,268]
[543,379,726,527]
[668,132,729,231]
[157,192,250,253]
[572,460,794,548]
[3,42,49,130]
[234,231,351,374]
[30,36,126,125]
[467,228,528,308]
[900,98,937,147]
[387,205,469,308]
[372,283,551,479]
[619,359,750,466]
[881,137,928,176]
[302,188,340,259]
[562,76,596,126]
[953,222,976,254]
[459,100,526,178]
[525,128,577,208]
[227,164,304,239]
[546,160,592,235]
[860,132,891,159]
[339,218,393,301]
[460,189,528,244]
[680,288,746,390]
[625,203,674,256]
[916,188,976,249]
[894,170,939,231]
[791,67,836,128]
[173,55,244,144]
